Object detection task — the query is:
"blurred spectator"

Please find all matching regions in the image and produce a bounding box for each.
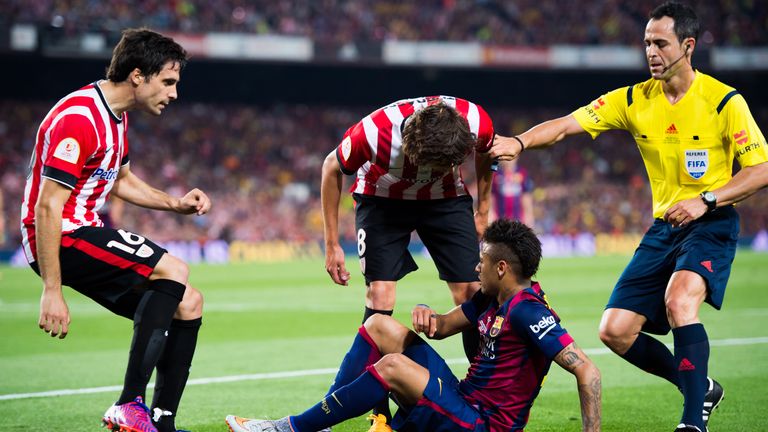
[4,0,767,47]
[1,100,766,250]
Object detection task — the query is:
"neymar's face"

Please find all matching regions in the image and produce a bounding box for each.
[644,16,690,80]
[476,243,499,297]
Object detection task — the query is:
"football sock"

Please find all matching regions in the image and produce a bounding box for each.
[461,327,480,362]
[621,332,680,388]
[118,279,185,405]
[293,367,389,432]
[152,317,202,432]
[362,307,393,421]
[673,323,709,430]
[326,326,382,396]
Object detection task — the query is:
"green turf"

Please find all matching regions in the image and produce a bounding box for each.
[1,251,766,431]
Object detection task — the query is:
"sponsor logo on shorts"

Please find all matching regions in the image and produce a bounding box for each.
[136,244,154,258]
[52,137,80,164]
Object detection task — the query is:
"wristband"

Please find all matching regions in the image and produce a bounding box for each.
[512,136,525,154]
[416,303,431,309]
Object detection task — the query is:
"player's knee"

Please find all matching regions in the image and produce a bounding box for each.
[175,286,203,320]
[152,253,190,284]
[374,353,407,380]
[364,313,396,339]
[664,297,697,325]
[598,320,632,351]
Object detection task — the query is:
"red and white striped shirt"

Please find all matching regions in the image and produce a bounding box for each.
[336,96,494,200]
[21,81,129,263]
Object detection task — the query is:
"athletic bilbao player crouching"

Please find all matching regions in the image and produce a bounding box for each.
[226,219,601,432]
[21,29,210,432]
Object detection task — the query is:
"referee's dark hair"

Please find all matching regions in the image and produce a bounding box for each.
[650,1,700,42]
[483,219,542,280]
[402,103,474,169]
[107,28,188,82]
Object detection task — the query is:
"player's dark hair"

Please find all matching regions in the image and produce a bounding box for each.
[482,219,541,279]
[402,103,474,168]
[106,28,188,82]
[649,1,700,42]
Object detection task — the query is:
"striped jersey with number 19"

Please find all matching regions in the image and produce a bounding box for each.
[21,81,129,263]
[336,95,494,200]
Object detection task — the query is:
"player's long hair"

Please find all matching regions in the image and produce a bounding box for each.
[483,219,542,279]
[401,103,474,168]
[106,28,188,82]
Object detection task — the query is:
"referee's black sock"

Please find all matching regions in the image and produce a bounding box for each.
[621,332,680,388]
[673,323,709,430]
[118,279,185,405]
[151,317,202,432]
[363,307,393,423]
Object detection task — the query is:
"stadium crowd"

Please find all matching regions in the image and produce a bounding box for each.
[2,100,766,250]
[5,0,767,46]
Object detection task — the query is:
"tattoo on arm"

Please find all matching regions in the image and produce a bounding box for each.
[578,374,602,431]
[556,343,585,371]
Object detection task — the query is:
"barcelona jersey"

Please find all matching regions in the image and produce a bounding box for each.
[572,71,768,218]
[459,283,573,431]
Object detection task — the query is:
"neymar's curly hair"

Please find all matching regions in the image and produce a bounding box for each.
[106,28,188,82]
[401,103,474,168]
[482,219,542,279]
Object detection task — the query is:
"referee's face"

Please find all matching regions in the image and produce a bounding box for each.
[644,16,688,80]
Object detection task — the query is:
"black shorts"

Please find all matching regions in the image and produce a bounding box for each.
[353,194,480,284]
[31,226,167,319]
[607,206,740,335]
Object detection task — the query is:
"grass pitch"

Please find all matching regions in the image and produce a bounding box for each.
[1,252,766,431]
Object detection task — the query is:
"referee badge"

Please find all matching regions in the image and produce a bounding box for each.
[684,149,708,179]
[490,316,504,337]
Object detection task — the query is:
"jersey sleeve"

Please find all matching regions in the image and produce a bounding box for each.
[336,120,372,175]
[474,103,495,153]
[509,300,574,360]
[461,290,493,323]
[721,93,768,168]
[42,114,98,188]
[571,86,631,139]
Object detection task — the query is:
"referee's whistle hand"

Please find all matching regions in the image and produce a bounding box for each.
[489,135,521,161]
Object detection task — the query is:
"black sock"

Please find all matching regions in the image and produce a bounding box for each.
[673,323,709,430]
[118,279,185,405]
[621,332,680,388]
[362,307,393,422]
[152,317,202,432]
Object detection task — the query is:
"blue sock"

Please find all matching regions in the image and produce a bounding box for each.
[325,326,381,397]
[292,367,389,431]
[673,323,709,429]
[621,333,680,388]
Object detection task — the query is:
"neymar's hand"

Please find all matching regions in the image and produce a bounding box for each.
[412,304,438,338]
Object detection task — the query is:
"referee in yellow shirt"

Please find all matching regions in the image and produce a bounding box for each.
[491,2,768,431]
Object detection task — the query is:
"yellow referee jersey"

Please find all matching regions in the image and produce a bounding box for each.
[572,71,768,218]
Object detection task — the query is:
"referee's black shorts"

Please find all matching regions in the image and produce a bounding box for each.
[31,226,167,319]
[353,194,480,285]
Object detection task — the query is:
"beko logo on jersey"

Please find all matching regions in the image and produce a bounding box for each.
[529,315,556,333]
[91,167,119,181]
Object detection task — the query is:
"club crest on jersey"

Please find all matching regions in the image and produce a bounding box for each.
[489,316,504,337]
[53,137,80,164]
[341,136,352,162]
[684,149,708,179]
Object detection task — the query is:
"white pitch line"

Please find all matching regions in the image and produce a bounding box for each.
[2,336,767,402]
